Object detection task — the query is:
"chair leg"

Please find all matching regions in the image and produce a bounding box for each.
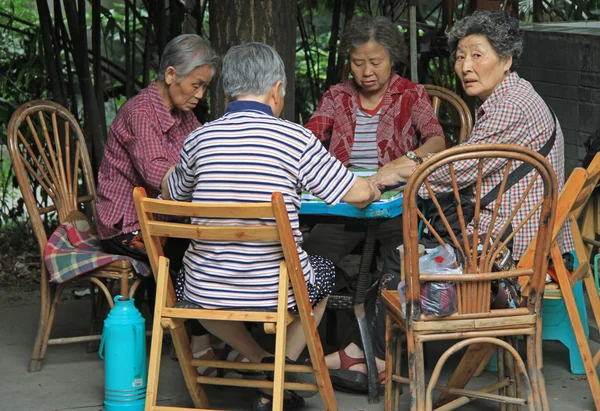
[385,322,403,411]
[552,246,600,410]
[505,337,518,411]
[146,318,165,410]
[498,344,507,411]
[385,315,394,411]
[414,341,426,411]
[28,279,54,372]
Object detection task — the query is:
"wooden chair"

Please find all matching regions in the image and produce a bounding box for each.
[424,84,473,145]
[519,153,600,409]
[384,144,558,410]
[133,188,336,411]
[7,100,141,372]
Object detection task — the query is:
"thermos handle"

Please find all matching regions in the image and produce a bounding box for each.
[99,330,106,360]
[133,325,144,376]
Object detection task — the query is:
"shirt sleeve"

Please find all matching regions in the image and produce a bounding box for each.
[121,110,174,191]
[411,85,446,145]
[167,136,197,202]
[419,102,527,198]
[298,132,357,205]
[304,89,336,143]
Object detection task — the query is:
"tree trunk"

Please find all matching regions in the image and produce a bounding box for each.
[209,0,296,121]
[35,0,67,107]
[324,0,343,91]
[64,0,107,170]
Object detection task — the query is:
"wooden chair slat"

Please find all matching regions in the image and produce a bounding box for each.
[142,197,274,218]
[145,221,280,241]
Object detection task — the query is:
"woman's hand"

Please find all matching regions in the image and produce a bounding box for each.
[369,165,414,188]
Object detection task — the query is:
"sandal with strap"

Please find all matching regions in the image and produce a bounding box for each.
[328,348,384,394]
[252,390,304,411]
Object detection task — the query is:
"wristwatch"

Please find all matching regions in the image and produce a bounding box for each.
[405,151,423,165]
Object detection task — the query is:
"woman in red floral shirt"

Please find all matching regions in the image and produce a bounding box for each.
[303,15,446,394]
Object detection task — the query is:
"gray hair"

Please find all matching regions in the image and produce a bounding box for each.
[339,15,408,66]
[447,11,523,71]
[158,34,219,83]
[222,42,287,99]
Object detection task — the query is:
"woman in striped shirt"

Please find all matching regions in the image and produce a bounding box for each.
[163,42,380,410]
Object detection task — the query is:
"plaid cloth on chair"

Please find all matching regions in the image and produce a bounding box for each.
[44,221,150,284]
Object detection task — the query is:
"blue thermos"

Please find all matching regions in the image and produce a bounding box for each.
[99,296,147,410]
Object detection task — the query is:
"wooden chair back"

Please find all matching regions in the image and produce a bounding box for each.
[134,188,306,307]
[7,100,97,250]
[424,84,473,144]
[402,144,557,323]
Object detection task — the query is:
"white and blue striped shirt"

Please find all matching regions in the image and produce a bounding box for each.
[168,101,356,309]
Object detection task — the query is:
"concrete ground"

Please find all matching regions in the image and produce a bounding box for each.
[1,284,598,411]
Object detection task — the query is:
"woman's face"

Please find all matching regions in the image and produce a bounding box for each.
[349,41,392,97]
[165,65,214,111]
[454,34,512,101]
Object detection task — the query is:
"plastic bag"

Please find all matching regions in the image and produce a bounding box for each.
[419,244,461,316]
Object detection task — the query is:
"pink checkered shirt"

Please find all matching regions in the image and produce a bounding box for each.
[305,74,445,167]
[420,72,574,259]
[96,80,200,239]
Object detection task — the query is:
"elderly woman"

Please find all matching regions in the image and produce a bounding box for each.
[162,42,380,410]
[303,15,445,274]
[353,10,574,392]
[96,34,218,364]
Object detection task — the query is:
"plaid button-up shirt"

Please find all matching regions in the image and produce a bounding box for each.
[420,72,574,259]
[96,81,200,239]
[305,74,444,167]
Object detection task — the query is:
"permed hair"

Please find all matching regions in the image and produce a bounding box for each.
[447,11,523,71]
[157,34,219,83]
[339,15,408,66]
[222,42,287,99]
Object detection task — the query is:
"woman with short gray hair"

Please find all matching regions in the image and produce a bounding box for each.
[97,34,219,369]
[222,41,287,99]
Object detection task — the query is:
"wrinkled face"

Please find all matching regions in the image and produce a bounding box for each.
[349,41,392,97]
[454,34,512,101]
[166,65,213,111]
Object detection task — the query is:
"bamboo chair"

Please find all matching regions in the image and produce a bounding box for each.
[7,100,141,372]
[133,188,336,411]
[423,84,473,145]
[384,144,558,410]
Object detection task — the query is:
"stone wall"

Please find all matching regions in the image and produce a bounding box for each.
[518,23,600,175]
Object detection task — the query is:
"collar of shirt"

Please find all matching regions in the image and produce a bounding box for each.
[148,80,182,134]
[477,72,521,119]
[225,100,274,116]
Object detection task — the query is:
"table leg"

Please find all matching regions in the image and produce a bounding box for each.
[354,223,380,404]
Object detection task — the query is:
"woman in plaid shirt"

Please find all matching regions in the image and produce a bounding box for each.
[330,11,573,394]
